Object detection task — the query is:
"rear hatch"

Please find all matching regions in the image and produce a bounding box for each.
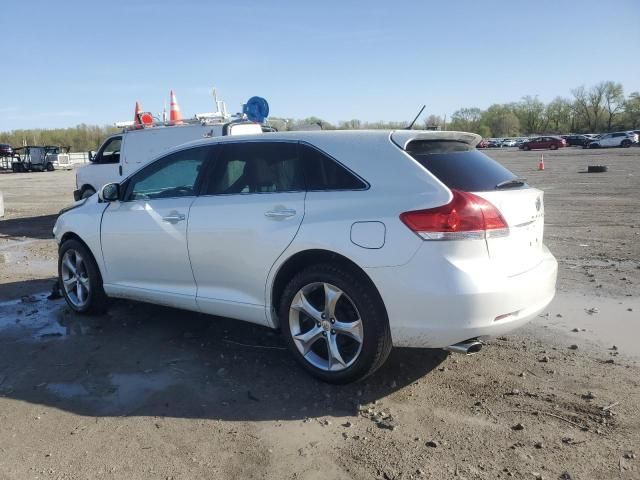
[401,136,546,276]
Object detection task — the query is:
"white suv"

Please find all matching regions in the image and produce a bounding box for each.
[586,131,638,148]
[54,130,557,383]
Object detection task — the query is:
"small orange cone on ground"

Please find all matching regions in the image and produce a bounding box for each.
[133,101,143,128]
[169,90,183,124]
[538,153,545,171]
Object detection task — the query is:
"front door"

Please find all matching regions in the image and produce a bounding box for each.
[88,136,123,191]
[100,146,211,310]
[188,141,306,325]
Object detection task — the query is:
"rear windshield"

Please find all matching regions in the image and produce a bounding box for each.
[405,140,521,192]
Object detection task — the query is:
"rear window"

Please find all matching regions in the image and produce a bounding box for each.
[405,140,520,192]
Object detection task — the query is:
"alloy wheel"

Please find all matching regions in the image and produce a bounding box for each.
[289,282,363,372]
[60,249,91,308]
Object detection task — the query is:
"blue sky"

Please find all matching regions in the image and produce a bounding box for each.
[1,0,638,130]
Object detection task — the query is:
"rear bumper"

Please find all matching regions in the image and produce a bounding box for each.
[365,244,558,348]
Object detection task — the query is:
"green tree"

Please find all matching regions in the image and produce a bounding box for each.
[602,81,625,131]
[449,107,483,133]
[515,96,546,134]
[623,92,640,129]
[483,104,521,137]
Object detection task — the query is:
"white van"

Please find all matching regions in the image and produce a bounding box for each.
[74,121,262,200]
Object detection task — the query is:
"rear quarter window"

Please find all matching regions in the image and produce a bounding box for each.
[405,140,520,192]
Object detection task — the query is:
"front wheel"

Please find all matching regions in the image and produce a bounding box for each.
[523,145,530,151]
[279,264,392,383]
[550,144,558,150]
[46,162,54,171]
[621,140,631,148]
[58,239,109,314]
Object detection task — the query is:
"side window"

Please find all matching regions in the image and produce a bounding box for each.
[300,144,365,191]
[97,137,122,164]
[126,146,209,201]
[204,142,303,195]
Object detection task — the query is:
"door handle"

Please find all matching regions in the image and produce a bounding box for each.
[264,209,296,219]
[162,212,186,223]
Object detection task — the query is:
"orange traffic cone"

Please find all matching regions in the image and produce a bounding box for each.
[538,153,545,171]
[133,101,143,128]
[169,90,183,124]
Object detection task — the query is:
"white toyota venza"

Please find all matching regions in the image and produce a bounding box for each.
[54,130,557,383]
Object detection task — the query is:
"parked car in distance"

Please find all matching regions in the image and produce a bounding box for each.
[54,130,557,383]
[519,136,566,150]
[564,135,590,147]
[487,139,502,148]
[501,138,517,147]
[0,144,15,157]
[584,131,638,148]
[477,139,489,148]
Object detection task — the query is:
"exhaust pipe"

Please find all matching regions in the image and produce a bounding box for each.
[445,339,483,355]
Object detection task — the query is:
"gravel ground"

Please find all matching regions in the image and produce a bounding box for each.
[0,147,639,480]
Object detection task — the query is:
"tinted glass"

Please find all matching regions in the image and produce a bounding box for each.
[406,140,520,192]
[127,147,209,200]
[205,142,303,194]
[300,144,366,190]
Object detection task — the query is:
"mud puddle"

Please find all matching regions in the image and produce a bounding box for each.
[534,292,640,358]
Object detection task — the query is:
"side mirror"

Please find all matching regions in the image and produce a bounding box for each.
[88,151,97,163]
[99,183,120,202]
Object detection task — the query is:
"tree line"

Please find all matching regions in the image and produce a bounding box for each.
[1,80,638,151]
[0,124,119,153]
[275,81,640,138]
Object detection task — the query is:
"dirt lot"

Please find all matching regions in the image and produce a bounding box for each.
[1,147,639,480]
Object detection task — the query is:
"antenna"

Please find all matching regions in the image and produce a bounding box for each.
[405,105,426,130]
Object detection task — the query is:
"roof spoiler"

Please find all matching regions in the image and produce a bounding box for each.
[390,130,482,150]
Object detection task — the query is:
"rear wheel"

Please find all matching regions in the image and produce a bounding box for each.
[46,162,54,171]
[523,145,530,151]
[279,263,392,383]
[58,239,109,314]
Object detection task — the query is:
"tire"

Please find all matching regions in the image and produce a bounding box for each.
[46,162,54,171]
[279,263,392,384]
[523,145,530,151]
[81,188,96,199]
[621,140,631,148]
[58,238,109,314]
[550,144,558,150]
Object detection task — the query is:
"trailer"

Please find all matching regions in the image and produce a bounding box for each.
[11,145,68,172]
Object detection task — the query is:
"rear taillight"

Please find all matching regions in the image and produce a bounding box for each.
[400,190,509,240]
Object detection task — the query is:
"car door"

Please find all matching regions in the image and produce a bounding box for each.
[85,136,123,191]
[188,141,305,326]
[100,145,211,310]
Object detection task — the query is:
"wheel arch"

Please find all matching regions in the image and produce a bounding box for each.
[59,232,105,280]
[269,248,388,329]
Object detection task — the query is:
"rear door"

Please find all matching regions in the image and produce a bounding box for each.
[187,141,305,325]
[405,140,546,276]
[475,189,545,276]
